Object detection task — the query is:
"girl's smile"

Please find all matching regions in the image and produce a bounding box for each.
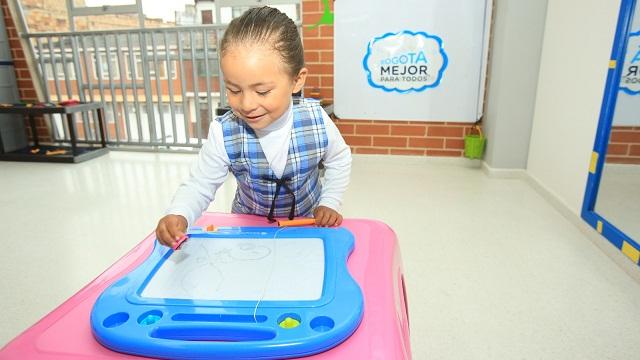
[243,113,266,122]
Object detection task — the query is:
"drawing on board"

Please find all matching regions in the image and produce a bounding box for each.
[141,237,325,301]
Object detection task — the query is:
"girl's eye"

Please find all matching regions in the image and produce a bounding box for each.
[227,88,240,94]
[257,90,271,96]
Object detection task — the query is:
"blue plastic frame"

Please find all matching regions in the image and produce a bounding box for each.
[581,0,640,265]
[91,226,364,360]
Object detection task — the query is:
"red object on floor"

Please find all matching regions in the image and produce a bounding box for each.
[59,99,80,106]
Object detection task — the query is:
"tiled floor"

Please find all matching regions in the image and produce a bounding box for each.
[1,152,640,359]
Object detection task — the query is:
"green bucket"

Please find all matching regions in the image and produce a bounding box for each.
[464,126,486,159]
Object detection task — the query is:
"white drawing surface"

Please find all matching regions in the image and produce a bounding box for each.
[141,237,325,301]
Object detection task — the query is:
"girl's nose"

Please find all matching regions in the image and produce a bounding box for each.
[240,94,258,113]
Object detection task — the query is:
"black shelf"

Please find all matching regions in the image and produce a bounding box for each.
[0,102,108,163]
[0,144,108,163]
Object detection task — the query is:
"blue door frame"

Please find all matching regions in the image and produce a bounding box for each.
[581,0,640,265]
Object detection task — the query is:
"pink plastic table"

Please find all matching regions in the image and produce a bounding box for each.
[0,213,411,359]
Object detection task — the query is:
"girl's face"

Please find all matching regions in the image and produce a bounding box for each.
[221,45,307,131]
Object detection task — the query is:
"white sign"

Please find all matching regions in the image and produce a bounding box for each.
[335,0,491,122]
[620,31,640,95]
[613,1,640,126]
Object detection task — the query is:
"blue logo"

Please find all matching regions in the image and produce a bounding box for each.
[363,30,448,93]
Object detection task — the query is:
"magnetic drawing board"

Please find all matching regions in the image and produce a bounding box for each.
[90,226,363,360]
[141,237,325,301]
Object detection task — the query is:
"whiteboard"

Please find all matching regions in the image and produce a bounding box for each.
[334,0,491,122]
[141,238,325,301]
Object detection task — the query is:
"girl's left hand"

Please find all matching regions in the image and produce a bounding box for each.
[313,206,343,227]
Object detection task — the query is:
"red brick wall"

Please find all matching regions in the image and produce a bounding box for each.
[1,1,46,140]
[301,0,472,156]
[606,126,640,164]
[2,6,35,100]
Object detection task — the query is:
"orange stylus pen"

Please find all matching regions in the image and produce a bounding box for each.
[277,218,316,227]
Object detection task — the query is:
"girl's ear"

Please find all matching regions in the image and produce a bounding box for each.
[292,67,308,93]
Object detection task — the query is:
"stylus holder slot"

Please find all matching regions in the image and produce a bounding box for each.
[150,324,277,342]
[172,313,268,323]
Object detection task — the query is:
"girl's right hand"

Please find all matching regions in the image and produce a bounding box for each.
[155,214,188,248]
[313,206,343,227]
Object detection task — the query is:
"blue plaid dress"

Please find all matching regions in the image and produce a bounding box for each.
[218,98,328,218]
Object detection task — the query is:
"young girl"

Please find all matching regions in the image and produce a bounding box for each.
[156,6,352,248]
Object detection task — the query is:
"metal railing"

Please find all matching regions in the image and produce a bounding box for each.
[24,25,228,149]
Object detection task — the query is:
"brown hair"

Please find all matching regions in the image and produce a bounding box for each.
[220,6,304,78]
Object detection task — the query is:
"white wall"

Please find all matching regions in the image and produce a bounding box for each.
[483,0,548,169]
[527,0,620,214]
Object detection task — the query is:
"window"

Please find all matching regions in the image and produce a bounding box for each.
[196,59,220,77]
[231,6,252,19]
[201,10,213,24]
[44,57,76,80]
[126,51,177,80]
[93,52,120,80]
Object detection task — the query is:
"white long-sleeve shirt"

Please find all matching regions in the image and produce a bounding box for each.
[166,102,352,226]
